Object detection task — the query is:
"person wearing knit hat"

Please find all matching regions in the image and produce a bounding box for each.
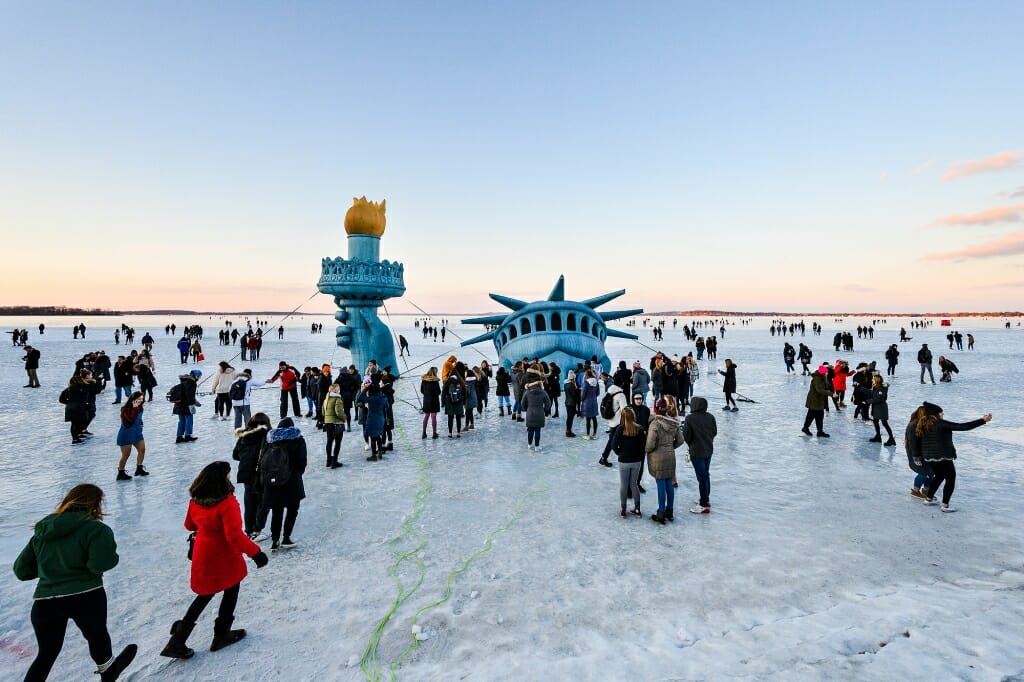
[866,374,896,446]
[917,405,992,511]
[646,397,684,523]
[631,360,651,405]
[802,363,836,438]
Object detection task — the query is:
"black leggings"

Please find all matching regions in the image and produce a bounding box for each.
[325,423,344,457]
[585,416,598,436]
[447,414,463,434]
[724,392,737,409]
[565,410,575,433]
[183,582,240,624]
[215,393,232,417]
[926,460,957,504]
[873,418,894,441]
[464,409,475,429]
[26,588,113,682]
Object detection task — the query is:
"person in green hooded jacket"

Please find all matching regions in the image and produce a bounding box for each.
[13,484,137,682]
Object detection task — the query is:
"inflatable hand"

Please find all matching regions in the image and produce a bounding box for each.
[335,306,399,374]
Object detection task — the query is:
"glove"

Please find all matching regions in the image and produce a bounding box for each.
[252,551,269,568]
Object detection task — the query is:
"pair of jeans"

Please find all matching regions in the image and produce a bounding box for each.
[655,478,675,514]
[527,427,541,446]
[497,395,511,409]
[920,363,935,383]
[691,456,711,507]
[176,413,194,437]
[26,588,112,682]
[234,404,251,429]
[114,385,133,402]
[913,472,934,491]
[618,461,641,509]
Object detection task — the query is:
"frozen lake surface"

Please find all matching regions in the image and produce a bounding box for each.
[1,315,1022,681]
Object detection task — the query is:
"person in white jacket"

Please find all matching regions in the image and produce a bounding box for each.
[598,384,629,467]
[231,369,266,429]
[210,361,237,421]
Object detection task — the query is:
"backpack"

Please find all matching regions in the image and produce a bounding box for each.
[166,383,184,403]
[600,392,616,419]
[230,378,247,401]
[447,382,464,405]
[260,442,291,487]
[58,388,70,404]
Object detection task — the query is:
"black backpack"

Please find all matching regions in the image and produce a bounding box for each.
[260,442,291,487]
[600,392,616,419]
[447,382,464,405]
[229,378,247,401]
[166,383,184,403]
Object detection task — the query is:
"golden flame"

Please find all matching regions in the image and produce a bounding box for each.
[344,196,386,236]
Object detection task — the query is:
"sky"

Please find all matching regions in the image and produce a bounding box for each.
[2,2,1023,314]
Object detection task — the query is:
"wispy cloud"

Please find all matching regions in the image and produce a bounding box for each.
[923,231,1024,261]
[913,160,935,174]
[970,280,1024,290]
[931,204,1024,227]
[943,151,1023,181]
[1012,186,1024,198]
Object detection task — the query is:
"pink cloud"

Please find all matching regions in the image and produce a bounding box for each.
[943,151,1023,181]
[932,204,1024,227]
[923,231,1024,261]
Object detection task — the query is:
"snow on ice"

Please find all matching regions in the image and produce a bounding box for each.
[1,315,1022,681]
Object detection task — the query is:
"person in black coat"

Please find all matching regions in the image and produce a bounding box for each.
[173,371,201,443]
[256,418,307,550]
[22,345,41,387]
[112,356,134,404]
[59,369,101,444]
[867,375,896,446]
[315,366,333,429]
[231,414,271,538]
[629,392,651,493]
[917,402,991,511]
[718,359,738,411]
[494,367,512,416]
[612,407,646,517]
[545,362,562,418]
[419,367,442,439]
[337,366,361,431]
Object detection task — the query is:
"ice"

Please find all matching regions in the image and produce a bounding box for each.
[1,315,1023,680]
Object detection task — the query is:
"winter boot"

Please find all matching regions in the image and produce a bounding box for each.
[211,616,246,651]
[160,619,196,659]
[421,431,427,439]
[134,465,149,476]
[99,643,138,682]
[883,437,897,446]
[650,511,666,525]
[665,508,674,522]
[116,470,132,481]
[565,430,576,438]
[499,406,505,416]
[868,435,882,443]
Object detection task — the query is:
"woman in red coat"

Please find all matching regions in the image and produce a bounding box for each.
[161,461,268,660]
[831,359,855,408]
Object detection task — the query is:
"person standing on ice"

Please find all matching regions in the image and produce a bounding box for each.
[232,412,271,538]
[259,418,307,551]
[14,484,138,682]
[172,370,202,443]
[918,343,935,384]
[359,381,389,458]
[718,359,738,412]
[630,360,650,404]
[580,369,601,440]
[562,370,580,437]
[885,343,900,377]
[520,370,551,452]
[598,381,628,466]
[22,344,41,387]
[544,362,560,418]
[419,367,442,439]
[797,344,813,375]
[831,359,854,408]
[612,406,645,517]
[441,369,467,439]
[116,392,148,480]
[462,364,478,432]
[683,396,717,514]
[904,406,934,500]
[918,403,991,512]
[267,361,302,420]
[210,361,236,421]
[801,365,835,438]
[161,461,268,659]
[783,342,796,374]
[321,384,346,467]
[867,374,896,446]
[645,398,684,524]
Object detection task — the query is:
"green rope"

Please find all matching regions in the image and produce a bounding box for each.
[360,415,433,681]
[388,425,583,677]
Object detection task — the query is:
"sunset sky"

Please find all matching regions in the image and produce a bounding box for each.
[2,2,1023,314]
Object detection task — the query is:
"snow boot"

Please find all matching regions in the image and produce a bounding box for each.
[801,428,812,436]
[99,643,138,681]
[499,406,505,416]
[650,511,666,525]
[665,508,674,522]
[883,438,897,446]
[868,435,882,443]
[565,431,576,438]
[816,432,830,438]
[134,465,149,476]
[421,431,427,439]
[116,470,132,481]
[175,436,186,444]
[160,619,196,659]
[210,616,246,651]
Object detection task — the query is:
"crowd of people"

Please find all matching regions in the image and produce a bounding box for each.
[8,316,1001,681]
